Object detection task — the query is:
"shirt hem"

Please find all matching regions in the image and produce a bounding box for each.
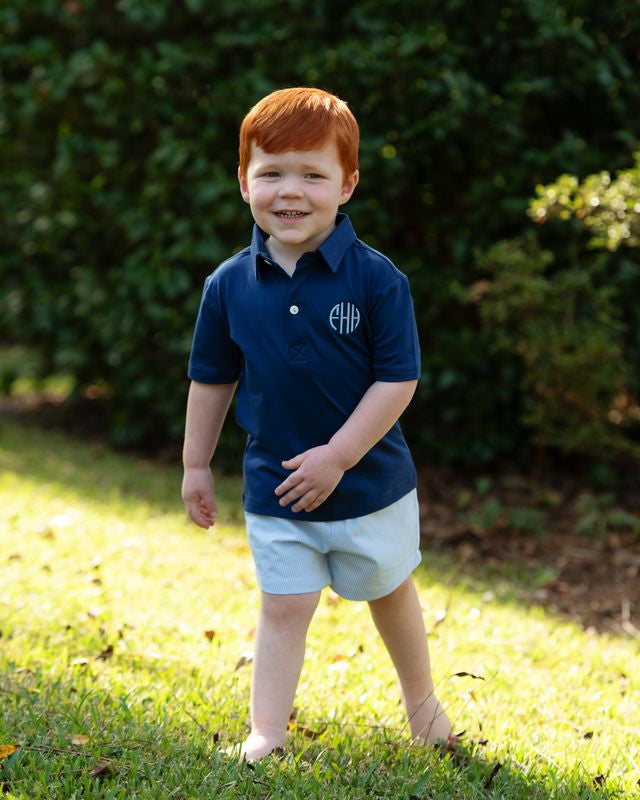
[242,478,417,522]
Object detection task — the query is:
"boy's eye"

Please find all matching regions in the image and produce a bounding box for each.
[263,171,280,178]
[305,173,323,180]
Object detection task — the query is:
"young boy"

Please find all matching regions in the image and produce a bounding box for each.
[182,87,452,761]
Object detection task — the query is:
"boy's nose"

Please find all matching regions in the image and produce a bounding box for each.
[278,178,303,197]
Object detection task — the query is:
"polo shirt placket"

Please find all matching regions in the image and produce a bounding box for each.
[285,258,315,366]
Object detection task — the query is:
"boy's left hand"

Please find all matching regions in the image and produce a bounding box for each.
[275,444,345,512]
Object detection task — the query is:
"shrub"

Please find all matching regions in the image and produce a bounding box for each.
[472,235,639,461]
[1,0,639,460]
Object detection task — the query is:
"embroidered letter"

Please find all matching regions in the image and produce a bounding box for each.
[329,302,360,334]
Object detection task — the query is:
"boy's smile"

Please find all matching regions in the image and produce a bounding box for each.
[238,141,358,270]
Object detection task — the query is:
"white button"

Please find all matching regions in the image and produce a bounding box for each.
[289,305,299,315]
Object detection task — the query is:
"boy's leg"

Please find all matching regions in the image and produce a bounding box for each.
[242,590,321,760]
[368,576,452,743]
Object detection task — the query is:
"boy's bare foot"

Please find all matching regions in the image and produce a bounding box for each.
[239,733,285,762]
[407,694,453,744]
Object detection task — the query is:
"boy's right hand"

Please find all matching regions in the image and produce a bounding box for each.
[181,467,217,529]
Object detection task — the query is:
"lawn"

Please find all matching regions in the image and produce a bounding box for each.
[0,420,638,799]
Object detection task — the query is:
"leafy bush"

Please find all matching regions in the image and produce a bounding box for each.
[472,235,639,460]
[1,0,639,460]
[529,151,640,251]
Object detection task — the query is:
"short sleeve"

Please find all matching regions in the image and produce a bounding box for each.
[187,274,242,383]
[370,275,421,381]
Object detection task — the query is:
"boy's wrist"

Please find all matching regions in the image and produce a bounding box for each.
[183,462,212,471]
[327,438,356,472]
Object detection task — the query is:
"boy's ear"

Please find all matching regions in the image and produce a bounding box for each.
[238,167,250,203]
[339,170,359,205]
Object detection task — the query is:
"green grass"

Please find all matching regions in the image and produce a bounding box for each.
[1,420,638,799]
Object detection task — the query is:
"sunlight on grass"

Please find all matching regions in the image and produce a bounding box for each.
[1,420,638,799]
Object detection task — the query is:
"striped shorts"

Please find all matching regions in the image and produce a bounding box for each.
[244,489,421,601]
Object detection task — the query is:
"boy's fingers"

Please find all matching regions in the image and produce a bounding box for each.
[277,479,311,507]
[305,494,325,510]
[293,491,322,513]
[184,494,216,528]
[275,471,304,496]
[282,453,305,469]
[188,509,212,529]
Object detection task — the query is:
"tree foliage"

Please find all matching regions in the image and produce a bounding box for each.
[529,151,640,251]
[473,236,638,460]
[1,0,639,461]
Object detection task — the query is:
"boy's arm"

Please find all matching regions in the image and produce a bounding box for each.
[182,380,237,528]
[275,379,418,513]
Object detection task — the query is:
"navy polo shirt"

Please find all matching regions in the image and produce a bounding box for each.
[188,213,421,521]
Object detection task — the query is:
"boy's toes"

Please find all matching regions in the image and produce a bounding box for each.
[239,733,285,762]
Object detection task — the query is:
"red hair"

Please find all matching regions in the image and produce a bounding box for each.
[238,87,359,178]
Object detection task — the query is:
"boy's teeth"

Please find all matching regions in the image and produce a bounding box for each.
[278,211,306,217]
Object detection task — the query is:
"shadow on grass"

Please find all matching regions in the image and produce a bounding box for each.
[0,659,620,800]
[0,418,244,525]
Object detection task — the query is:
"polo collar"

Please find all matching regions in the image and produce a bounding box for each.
[251,213,356,279]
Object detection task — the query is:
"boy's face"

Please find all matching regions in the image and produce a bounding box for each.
[238,139,358,264]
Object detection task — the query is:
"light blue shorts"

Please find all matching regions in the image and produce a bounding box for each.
[244,489,421,601]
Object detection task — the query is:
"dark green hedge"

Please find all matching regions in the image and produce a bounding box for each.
[1,0,639,463]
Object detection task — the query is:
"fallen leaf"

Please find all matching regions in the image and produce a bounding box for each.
[452,671,485,680]
[593,775,606,787]
[234,652,254,671]
[0,746,19,760]
[203,630,216,641]
[72,735,89,746]
[95,645,114,661]
[583,731,594,740]
[289,722,328,739]
[90,759,118,779]
[70,658,90,667]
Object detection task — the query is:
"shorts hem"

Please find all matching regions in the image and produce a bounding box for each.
[332,550,422,602]
[256,576,331,596]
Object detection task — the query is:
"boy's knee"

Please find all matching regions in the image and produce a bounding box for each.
[260,591,320,624]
